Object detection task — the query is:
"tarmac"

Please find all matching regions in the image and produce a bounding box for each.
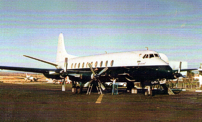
[1,82,202,121]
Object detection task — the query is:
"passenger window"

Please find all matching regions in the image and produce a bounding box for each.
[91,62,93,67]
[95,61,98,68]
[111,60,114,67]
[100,61,103,67]
[105,61,108,67]
[86,62,89,68]
[78,63,80,68]
[82,62,85,68]
[71,63,73,69]
[150,54,154,58]
[74,63,77,68]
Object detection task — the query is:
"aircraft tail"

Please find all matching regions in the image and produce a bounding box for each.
[56,33,76,64]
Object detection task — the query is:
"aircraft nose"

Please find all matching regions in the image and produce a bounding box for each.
[147,58,169,66]
[157,58,169,66]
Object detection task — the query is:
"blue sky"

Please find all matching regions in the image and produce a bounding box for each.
[0,0,202,68]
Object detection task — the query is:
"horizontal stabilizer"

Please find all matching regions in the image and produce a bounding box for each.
[23,55,58,67]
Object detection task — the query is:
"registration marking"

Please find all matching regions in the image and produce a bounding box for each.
[95,94,104,103]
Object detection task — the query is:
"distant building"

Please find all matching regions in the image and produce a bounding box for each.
[169,61,187,76]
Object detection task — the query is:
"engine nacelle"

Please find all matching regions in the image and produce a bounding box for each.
[43,69,63,79]
[43,69,95,81]
[68,72,94,82]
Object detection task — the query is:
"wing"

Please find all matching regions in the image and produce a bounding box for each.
[180,68,198,71]
[173,68,198,73]
[0,66,91,74]
[0,66,57,73]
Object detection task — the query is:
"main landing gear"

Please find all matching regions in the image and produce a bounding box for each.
[86,81,103,95]
[126,80,174,96]
[70,80,104,95]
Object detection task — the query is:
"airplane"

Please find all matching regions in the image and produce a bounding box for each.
[0,33,198,95]
[16,73,40,82]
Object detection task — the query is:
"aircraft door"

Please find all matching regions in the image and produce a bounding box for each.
[137,53,142,65]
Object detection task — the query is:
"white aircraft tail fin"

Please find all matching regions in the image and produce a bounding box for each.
[56,33,76,64]
[23,33,75,68]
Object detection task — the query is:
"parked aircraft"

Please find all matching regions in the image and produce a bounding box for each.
[0,33,198,95]
[17,73,40,82]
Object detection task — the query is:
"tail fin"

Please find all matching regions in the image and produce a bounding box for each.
[56,33,76,64]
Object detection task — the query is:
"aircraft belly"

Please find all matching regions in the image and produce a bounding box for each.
[128,66,173,80]
[68,65,173,82]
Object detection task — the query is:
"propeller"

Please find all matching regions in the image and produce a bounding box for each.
[174,61,185,78]
[174,61,185,88]
[178,61,182,74]
[86,63,108,91]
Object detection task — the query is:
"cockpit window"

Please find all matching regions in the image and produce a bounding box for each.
[143,54,149,59]
[154,54,159,57]
[150,54,154,58]
[143,53,159,59]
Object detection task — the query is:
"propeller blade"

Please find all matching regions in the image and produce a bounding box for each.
[62,78,66,91]
[84,80,93,87]
[88,63,96,76]
[98,67,108,76]
[178,61,182,73]
[97,79,106,91]
[64,58,68,72]
[84,81,90,87]
[100,83,106,90]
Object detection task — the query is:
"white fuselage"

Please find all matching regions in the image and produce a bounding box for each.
[57,50,169,70]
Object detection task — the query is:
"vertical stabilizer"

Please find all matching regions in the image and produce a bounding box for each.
[56,33,76,64]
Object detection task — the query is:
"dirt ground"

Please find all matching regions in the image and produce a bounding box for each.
[0,83,202,122]
[0,72,46,83]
